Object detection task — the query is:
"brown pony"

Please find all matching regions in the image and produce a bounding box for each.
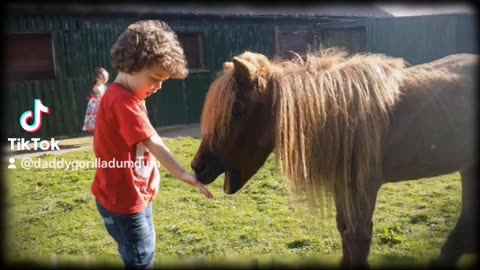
[191,48,477,267]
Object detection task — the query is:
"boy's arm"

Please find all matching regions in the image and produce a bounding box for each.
[110,96,211,198]
[144,134,213,199]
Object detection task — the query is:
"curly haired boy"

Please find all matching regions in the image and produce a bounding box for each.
[92,20,212,269]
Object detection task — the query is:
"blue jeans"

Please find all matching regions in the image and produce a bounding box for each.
[96,200,156,269]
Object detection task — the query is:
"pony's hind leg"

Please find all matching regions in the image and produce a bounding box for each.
[335,180,382,268]
[440,165,478,263]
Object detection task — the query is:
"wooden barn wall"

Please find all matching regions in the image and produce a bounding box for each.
[5,14,317,138]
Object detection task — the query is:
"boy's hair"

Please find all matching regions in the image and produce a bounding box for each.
[111,20,188,79]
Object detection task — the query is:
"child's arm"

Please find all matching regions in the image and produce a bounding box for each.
[144,134,213,199]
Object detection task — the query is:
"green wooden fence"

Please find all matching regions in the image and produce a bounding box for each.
[5,13,476,139]
[315,14,477,65]
[6,14,279,139]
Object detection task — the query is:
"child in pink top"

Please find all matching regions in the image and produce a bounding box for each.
[82,67,109,133]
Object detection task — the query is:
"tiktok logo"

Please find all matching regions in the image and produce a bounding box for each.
[19,99,50,133]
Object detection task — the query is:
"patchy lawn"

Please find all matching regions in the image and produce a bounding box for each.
[5,138,475,268]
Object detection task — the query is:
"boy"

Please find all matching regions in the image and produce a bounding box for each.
[92,20,213,269]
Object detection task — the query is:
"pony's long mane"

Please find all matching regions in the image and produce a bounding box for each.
[270,49,407,228]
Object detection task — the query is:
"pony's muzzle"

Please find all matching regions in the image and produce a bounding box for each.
[191,152,226,185]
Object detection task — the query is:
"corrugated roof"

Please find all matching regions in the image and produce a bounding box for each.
[8,4,394,19]
[10,4,474,19]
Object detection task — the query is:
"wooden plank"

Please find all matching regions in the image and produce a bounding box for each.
[48,80,61,137]
[52,79,63,137]
[84,30,92,75]
[22,82,35,139]
[36,15,45,32]
[68,16,76,31]
[16,82,28,138]
[73,78,83,134]
[67,79,80,134]
[18,16,26,32]
[79,80,85,129]
[53,16,62,32]
[181,80,190,123]
[15,82,27,137]
[102,30,110,69]
[76,78,91,131]
[93,30,99,73]
[45,15,53,31]
[69,32,78,77]
[6,83,20,138]
[29,15,36,31]
[63,31,71,78]
[101,30,108,69]
[93,30,100,69]
[57,79,70,136]
[186,74,211,123]
[106,30,114,70]
[92,31,99,72]
[33,80,48,138]
[50,31,60,80]
[64,16,70,31]
[36,80,50,137]
[23,81,33,132]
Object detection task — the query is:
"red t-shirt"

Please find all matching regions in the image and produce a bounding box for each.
[92,82,160,215]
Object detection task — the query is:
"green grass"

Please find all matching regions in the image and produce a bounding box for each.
[4,138,476,268]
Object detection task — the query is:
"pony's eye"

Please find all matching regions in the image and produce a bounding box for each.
[232,102,243,120]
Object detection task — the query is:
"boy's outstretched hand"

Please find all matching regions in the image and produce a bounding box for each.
[179,172,213,199]
[143,135,213,199]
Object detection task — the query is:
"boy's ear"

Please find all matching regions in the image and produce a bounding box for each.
[232,57,256,89]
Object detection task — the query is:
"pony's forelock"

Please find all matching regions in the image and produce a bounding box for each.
[201,68,237,149]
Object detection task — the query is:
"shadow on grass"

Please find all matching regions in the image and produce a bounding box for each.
[371,254,426,269]
[372,253,478,269]
[7,255,341,269]
[8,254,478,269]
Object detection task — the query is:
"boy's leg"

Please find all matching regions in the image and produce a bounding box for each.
[145,204,156,257]
[96,200,127,262]
[121,204,155,269]
[96,201,156,269]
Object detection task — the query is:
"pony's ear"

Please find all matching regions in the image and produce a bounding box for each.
[232,57,256,89]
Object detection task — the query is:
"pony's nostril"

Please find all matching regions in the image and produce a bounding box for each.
[196,163,206,174]
[193,162,208,179]
[199,167,209,179]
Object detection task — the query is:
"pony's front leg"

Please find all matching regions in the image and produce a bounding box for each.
[335,180,382,268]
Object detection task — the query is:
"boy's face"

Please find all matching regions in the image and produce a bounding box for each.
[129,63,171,100]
